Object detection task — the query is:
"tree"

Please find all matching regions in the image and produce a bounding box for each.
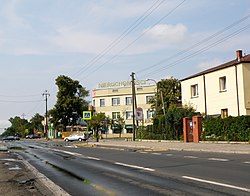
[49,75,89,131]
[29,113,44,134]
[2,116,28,137]
[151,77,181,115]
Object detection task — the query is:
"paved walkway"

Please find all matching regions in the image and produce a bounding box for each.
[90,139,250,154]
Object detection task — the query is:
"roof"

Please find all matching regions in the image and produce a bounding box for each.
[181,53,250,81]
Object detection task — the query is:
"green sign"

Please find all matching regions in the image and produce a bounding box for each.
[83,111,92,120]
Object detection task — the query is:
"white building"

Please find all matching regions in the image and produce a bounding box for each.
[92,80,156,133]
[181,50,250,117]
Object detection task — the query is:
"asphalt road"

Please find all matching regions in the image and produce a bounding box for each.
[6,140,250,196]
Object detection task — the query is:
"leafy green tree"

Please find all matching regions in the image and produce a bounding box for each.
[49,75,89,131]
[29,113,44,134]
[151,77,181,116]
[2,116,28,137]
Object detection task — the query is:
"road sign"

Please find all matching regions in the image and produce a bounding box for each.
[83,111,92,120]
[136,107,143,120]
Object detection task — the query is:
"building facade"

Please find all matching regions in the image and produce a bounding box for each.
[92,80,156,133]
[181,50,250,117]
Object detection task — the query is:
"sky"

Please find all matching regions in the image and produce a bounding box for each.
[0,0,250,134]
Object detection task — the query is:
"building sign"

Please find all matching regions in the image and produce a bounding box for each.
[97,80,148,89]
[83,111,92,120]
[136,107,143,121]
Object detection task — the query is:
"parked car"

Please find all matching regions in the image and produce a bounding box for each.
[64,133,87,142]
[3,136,20,141]
[25,134,41,139]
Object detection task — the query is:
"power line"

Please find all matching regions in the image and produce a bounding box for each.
[82,0,186,80]
[136,13,250,75]
[142,23,250,78]
[72,0,166,78]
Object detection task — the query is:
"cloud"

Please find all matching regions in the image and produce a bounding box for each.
[144,24,188,43]
[197,58,223,70]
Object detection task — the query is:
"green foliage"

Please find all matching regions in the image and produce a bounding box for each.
[202,116,250,141]
[49,75,89,131]
[141,106,198,140]
[2,116,28,137]
[151,77,181,115]
[29,113,44,133]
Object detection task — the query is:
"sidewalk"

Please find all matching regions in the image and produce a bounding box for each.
[89,139,250,154]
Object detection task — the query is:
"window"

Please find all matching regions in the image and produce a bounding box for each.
[191,84,198,97]
[147,110,154,119]
[112,98,120,106]
[112,112,120,119]
[93,99,95,106]
[146,96,153,104]
[100,99,105,107]
[137,87,143,91]
[125,97,132,105]
[112,89,118,93]
[126,111,133,119]
[221,109,228,118]
[219,76,227,92]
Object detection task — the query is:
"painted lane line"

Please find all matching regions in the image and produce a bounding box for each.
[208,158,229,162]
[243,161,250,164]
[86,156,101,161]
[166,154,173,156]
[139,152,148,154]
[115,162,155,172]
[184,156,198,159]
[182,176,250,193]
[152,153,162,155]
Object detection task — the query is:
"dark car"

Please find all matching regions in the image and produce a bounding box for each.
[3,136,20,141]
[25,134,41,139]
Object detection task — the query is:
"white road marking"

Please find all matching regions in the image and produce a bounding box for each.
[243,161,250,164]
[115,162,155,171]
[152,153,162,155]
[184,156,198,159]
[139,152,148,154]
[208,158,229,162]
[182,176,250,193]
[166,154,173,156]
[86,156,101,160]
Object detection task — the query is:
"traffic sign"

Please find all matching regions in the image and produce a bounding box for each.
[83,111,92,120]
[136,107,143,120]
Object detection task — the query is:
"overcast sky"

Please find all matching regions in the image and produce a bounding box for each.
[0,0,250,133]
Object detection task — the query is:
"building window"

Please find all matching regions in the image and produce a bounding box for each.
[126,111,133,119]
[112,89,118,93]
[147,110,154,119]
[146,96,153,104]
[93,99,95,106]
[221,108,228,118]
[112,112,120,119]
[137,87,143,91]
[125,97,132,105]
[112,98,120,106]
[219,76,227,92]
[191,84,198,97]
[100,99,105,107]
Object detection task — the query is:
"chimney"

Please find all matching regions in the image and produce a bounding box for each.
[236,50,242,61]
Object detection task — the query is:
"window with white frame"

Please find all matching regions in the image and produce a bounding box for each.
[219,76,227,92]
[125,97,132,105]
[147,110,154,119]
[126,111,133,119]
[112,98,120,106]
[191,84,198,97]
[146,96,153,104]
[100,99,105,107]
[112,112,120,119]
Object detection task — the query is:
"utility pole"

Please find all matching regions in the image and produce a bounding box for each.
[21,113,26,119]
[131,72,136,141]
[42,90,50,139]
